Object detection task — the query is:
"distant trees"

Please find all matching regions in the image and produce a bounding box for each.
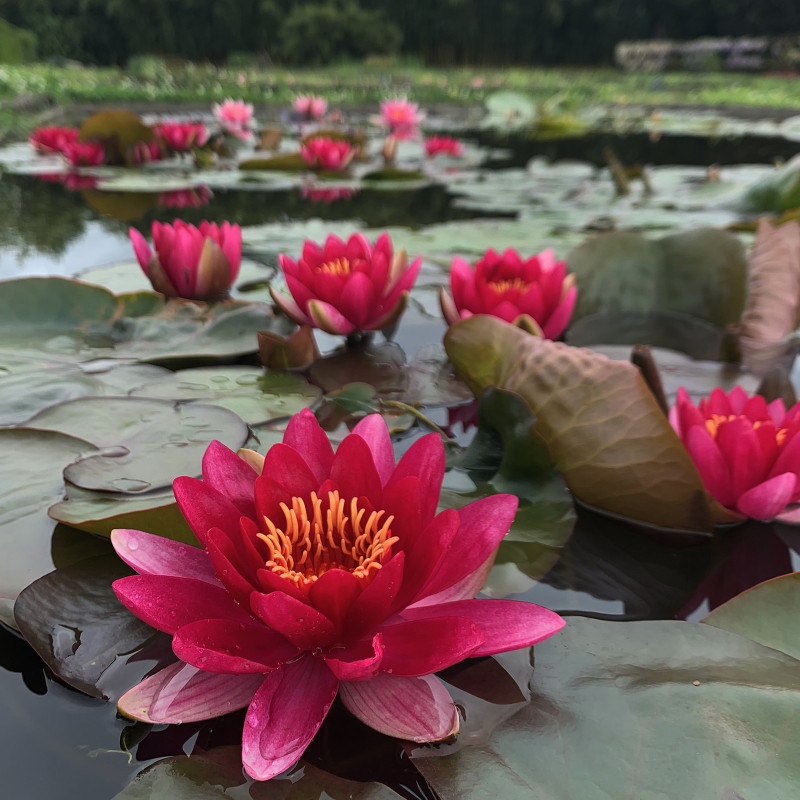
[2,0,800,66]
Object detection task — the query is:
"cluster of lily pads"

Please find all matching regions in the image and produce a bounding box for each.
[3,94,800,797]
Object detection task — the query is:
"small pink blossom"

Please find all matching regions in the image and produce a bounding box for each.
[424,136,464,158]
[129,219,241,300]
[213,99,255,141]
[62,140,106,167]
[154,122,209,153]
[671,387,800,521]
[440,247,577,339]
[293,95,328,121]
[29,126,80,155]
[272,232,421,335]
[380,98,424,140]
[110,409,564,781]
[300,137,358,172]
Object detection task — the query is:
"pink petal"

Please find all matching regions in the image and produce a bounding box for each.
[329,433,383,506]
[250,590,336,650]
[255,443,319,521]
[400,599,565,656]
[384,433,445,524]
[338,272,377,329]
[413,553,495,605]
[352,414,396,486]
[281,408,334,485]
[129,228,153,272]
[737,472,796,520]
[324,633,384,680]
[344,551,406,638]
[172,477,244,548]
[113,574,254,634]
[715,419,764,499]
[118,662,263,723]
[377,617,485,676]
[308,569,362,632]
[204,532,259,604]
[172,619,300,674]
[110,528,217,584]
[541,284,577,339]
[201,440,257,518]
[685,426,734,507]
[307,299,356,335]
[269,287,313,326]
[339,673,458,742]
[242,656,338,781]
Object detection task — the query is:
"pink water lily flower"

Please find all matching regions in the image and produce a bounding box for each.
[62,140,106,167]
[671,386,800,521]
[440,247,577,339]
[29,125,80,154]
[380,98,424,140]
[154,121,209,153]
[271,232,421,335]
[293,95,328,121]
[132,139,163,164]
[425,136,464,158]
[213,99,255,142]
[111,409,564,781]
[300,137,358,172]
[129,219,241,300]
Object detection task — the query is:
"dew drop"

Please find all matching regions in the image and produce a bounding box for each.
[248,714,260,728]
[127,540,139,551]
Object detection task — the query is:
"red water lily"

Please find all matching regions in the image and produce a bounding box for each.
[129,219,241,300]
[671,386,800,521]
[425,136,464,158]
[29,125,80,154]
[440,247,577,339]
[62,140,106,167]
[111,410,564,780]
[300,137,358,172]
[271,232,421,335]
[154,121,209,153]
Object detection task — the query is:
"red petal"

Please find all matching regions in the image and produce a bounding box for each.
[241,656,338,781]
[173,477,243,548]
[250,590,336,649]
[329,433,383,506]
[110,528,217,583]
[352,414,396,486]
[129,227,152,272]
[118,662,262,723]
[201,440,257,518]
[324,633,384,680]
[378,617,485,676]
[384,433,445,524]
[685,426,734,507]
[344,551,405,638]
[172,618,299,673]
[308,569,361,633]
[339,673,457,742]
[338,271,377,329]
[400,598,565,656]
[281,408,334,484]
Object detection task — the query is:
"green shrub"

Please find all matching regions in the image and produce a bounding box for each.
[0,18,37,64]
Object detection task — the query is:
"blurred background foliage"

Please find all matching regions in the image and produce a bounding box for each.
[2,0,800,67]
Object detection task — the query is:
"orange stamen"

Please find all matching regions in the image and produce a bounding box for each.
[490,277,529,294]
[256,490,398,590]
[319,257,350,276]
[705,413,790,447]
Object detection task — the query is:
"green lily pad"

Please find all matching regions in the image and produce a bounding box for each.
[24,396,249,494]
[129,366,321,426]
[483,91,537,131]
[238,153,308,171]
[738,154,800,214]
[703,571,800,662]
[0,277,286,365]
[413,617,800,800]
[566,227,748,328]
[444,315,736,532]
[0,428,98,628]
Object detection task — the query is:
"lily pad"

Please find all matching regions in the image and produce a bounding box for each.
[413,616,800,800]
[129,366,321,426]
[24,396,249,494]
[444,315,736,532]
[0,428,98,628]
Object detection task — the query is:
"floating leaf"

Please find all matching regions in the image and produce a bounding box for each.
[79,110,154,165]
[444,315,735,531]
[238,153,307,171]
[413,617,800,800]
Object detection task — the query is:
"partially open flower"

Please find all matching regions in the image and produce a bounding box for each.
[271,232,421,335]
[154,122,209,153]
[111,409,564,781]
[440,247,577,339]
[29,126,80,155]
[62,140,106,167]
[129,220,241,300]
[293,95,328,121]
[300,137,358,172]
[213,98,255,139]
[671,386,800,521]
[425,136,464,158]
[379,98,424,140]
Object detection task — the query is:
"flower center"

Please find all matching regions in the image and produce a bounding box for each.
[257,490,398,589]
[705,413,789,445]
[489,277,529,294]
[319,257,351,276]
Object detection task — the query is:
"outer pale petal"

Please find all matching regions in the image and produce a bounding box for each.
[352,414,396,486]
[194,238,233,298]
[307,299,356,335]
[172,619,300,674]
[111,528,218,584]
[269,286,313,326]
[399,599,565,656]
[201,440,258,518]
[339,673,458,742]
[242,656,339,781]
[118,662,263,723]
[439,286,462,327]
[129,227,153,272]
[737,472,796,520]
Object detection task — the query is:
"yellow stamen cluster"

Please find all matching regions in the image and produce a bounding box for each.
[705,413,789,446]
[489,277,529,294]
[319,257,351,276]
[257,490,398,589]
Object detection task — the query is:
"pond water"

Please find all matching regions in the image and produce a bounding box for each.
[2,118,800,798]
